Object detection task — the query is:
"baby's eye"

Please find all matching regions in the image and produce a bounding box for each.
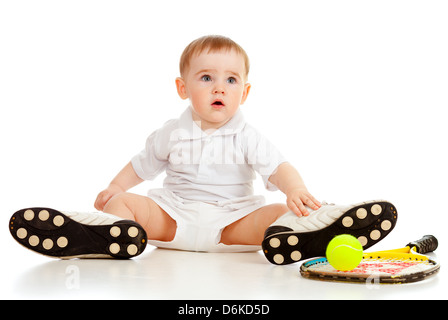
[227,77,237,84]
[201,75,212,82]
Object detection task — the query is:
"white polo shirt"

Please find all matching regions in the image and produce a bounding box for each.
[131,107,287,202]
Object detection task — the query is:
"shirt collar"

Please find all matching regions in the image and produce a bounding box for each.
[177,106,246,140]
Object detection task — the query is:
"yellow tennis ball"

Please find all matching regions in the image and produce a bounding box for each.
[326,234,363,271]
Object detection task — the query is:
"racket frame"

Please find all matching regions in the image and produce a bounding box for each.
[300,246,440,284]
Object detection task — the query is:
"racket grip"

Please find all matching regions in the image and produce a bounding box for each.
[406,235,438,254]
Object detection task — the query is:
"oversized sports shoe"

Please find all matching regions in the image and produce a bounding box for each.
[262,200,397,265]
[9,207,147,259]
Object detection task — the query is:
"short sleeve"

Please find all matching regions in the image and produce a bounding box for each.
[241,125,287,191]
[131,122,174,181]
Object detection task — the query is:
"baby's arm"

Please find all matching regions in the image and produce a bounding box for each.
[94,161,144,211]
[269,162,321,217]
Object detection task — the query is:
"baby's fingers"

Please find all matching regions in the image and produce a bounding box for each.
[288,198,310,217]
[297,191,321,210]
[303,196,321,210]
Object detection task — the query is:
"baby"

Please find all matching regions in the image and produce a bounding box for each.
[9,35,398,264]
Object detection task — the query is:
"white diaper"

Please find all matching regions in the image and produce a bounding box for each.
[146,188,264,252]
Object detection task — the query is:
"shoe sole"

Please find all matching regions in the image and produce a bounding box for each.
[262,201,397,265]
[9,207,148,259]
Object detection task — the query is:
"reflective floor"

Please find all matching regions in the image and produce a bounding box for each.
[2,239,445,300]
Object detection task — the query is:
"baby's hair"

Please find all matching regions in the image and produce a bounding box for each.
[179,35,250,80]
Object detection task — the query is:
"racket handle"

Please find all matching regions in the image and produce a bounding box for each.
[406,235,438,254]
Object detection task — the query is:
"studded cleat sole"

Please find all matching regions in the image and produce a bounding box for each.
[262,200,398,265]
[9,207,147,259]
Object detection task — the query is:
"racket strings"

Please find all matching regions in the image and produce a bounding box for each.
[357,257,435,276]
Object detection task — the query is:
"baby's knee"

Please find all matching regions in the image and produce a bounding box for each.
[103,192,132,211]
[102,192,144,222]
[267,203,289,220]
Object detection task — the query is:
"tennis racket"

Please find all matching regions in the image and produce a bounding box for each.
[300,235,440,284]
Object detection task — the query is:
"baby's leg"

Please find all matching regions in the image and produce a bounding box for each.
[220,203,289,246]
[103,193,177,242]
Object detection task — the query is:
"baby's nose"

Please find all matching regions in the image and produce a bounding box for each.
[213,84,225,95]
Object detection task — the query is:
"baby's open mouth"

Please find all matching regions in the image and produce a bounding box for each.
[212,100,225,106]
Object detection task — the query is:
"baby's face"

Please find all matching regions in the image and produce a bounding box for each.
[176,49,250,130]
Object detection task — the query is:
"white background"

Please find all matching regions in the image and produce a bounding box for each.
[1,0,447,299]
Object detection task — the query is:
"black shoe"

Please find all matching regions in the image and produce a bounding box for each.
[262,200,398,265]
[9,207,147,259]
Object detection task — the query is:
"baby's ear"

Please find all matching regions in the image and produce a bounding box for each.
[175,77,188,100]
[240,82,251,105]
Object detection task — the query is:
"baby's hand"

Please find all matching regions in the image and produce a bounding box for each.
[286,187,321,217]
[94,184,124,211]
